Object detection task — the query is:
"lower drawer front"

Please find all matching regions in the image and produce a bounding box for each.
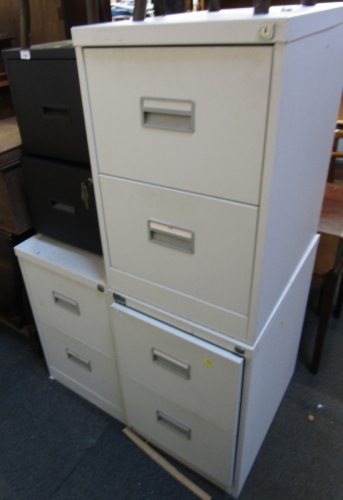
[101,176,258,317]
[112,303,243,430]
[22,155,102,255]
[40,321,121,408]
[23,260,112,354]
[122,376,235,490]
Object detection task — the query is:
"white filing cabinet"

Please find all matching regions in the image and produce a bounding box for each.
[72,4,343,496]
[73,5,343,345]
[15,235,125,423]
[112,303,244,487]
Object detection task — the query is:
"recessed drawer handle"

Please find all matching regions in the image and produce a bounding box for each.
[66,348,92,371]
[51,200,76,215]
[156,410,191,440]
[148,220,194,254]
[52,292,80,315]
[141,97,195,133]
[152,348,190,379]
[43,105,71,121]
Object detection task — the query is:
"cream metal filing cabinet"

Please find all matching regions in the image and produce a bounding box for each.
[73,5,343,345]
[15,4,342,498]
[15,235,125,423]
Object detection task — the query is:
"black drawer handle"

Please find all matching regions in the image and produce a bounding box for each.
[51,200,76,215]
[43,105,71,121]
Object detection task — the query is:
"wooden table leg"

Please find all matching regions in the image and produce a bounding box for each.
[311,268,339,373]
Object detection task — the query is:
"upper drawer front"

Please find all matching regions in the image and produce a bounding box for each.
[84,46,272,205]
[112,303,244,432]
[101,176,258,317]
[7,59,89,164]
[23,260,113,354]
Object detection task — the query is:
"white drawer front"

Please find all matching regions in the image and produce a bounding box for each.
[41,321,121,407]
[102,176,258,317]
[112,304,243,432]
[85,45,272,205]
[121,376,236,490]
[23,261,113,354]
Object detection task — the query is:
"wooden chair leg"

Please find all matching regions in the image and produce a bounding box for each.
[153,0,166,15]
[133,0,148,20]
[99,0,112,22]
[311,269,338,374]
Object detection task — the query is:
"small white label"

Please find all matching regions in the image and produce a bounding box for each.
[20,50,31,60]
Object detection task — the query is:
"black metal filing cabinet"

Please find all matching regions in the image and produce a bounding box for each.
[3,41,102,255]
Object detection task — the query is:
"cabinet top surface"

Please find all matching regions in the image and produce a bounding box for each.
[15,234,106,286]
[72,3,343,47]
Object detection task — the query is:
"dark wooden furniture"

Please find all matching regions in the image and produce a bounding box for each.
[327,128,343,182]
[327,97,343,182]
[0,117,33,235]
[0,117,37,346]
[0,0,112,47]
[336,97,343,129]
[0,34,15,120]
[0,34,14,86]
[311,182,343,373]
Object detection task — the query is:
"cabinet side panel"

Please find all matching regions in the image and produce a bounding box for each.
[249,24,343,342]
[232,238,318,496]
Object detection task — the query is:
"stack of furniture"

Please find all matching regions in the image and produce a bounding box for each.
[0,34,13,86]
[14,4,343,497]
[0,34,15,120]
[4,41,122,422]
[0,116,35,331]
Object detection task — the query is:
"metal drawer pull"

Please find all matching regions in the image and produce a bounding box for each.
[52,292,80,315]
[152,348,190,379]
[156,410,191,440]
[141,97,195,133]
[148,221,194,254]
[66,348,92,371]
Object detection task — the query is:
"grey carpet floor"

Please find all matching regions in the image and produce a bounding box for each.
[0,287,342,500]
